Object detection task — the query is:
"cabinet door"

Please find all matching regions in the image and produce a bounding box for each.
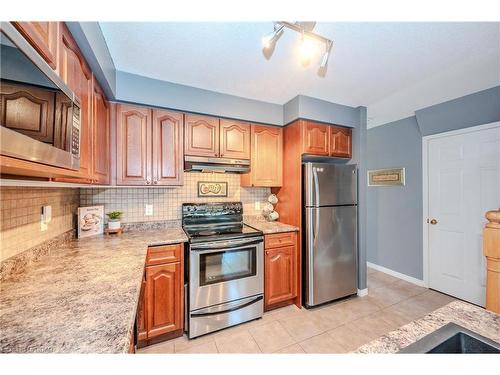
[265,245,296,308]
[12,22,58,69]
[59,25,92,179]
[146,262,183,338]
[241,125,282,187]
[330,126,352,158]
[137,277,148,342]
[91,78,110,184]
[152,110,184,186]
[0,82,55,143]
[219,119,250,159]
[184,114,219,157]
[302,121,329,156]
[116,104,152,185]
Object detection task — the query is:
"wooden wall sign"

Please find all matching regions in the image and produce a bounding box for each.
[368,168,405,186]
[197,181,228,197]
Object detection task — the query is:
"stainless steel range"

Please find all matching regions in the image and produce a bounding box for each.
[182,202,264,339]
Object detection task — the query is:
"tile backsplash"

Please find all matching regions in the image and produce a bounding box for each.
[0,187,79,262]
[80,172,270,223]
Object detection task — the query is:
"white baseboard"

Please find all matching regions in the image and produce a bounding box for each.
[357,288,368,297]
[367,262,426,287]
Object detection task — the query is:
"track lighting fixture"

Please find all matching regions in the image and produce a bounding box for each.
[262,21,334,77]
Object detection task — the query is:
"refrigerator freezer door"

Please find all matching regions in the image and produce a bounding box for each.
[304,163,357,207]
[305,205,357,307]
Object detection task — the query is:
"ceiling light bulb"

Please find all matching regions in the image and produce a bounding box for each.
[299,36,317,67]
[262,25,284,49]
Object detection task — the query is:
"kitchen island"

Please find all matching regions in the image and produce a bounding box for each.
[356,300,500,353]
[0,228,187,353]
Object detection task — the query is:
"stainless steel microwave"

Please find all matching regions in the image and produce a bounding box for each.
[0,22,80,171]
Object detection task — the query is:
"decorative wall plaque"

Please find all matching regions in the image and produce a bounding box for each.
[197,182,228,197]
[368,168,405,186]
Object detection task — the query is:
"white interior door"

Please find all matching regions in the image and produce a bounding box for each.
[427,123,500,306]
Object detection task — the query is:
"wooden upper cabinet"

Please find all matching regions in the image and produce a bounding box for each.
[330,126,352,158]
[152,110,184,185]
[219,119,250,159]
[59,25,92,179]
[116,104,152,185]
[12,22,58,69]
[302,121,330,156]
[91,78,110,184]
[145,262,183,338]
[184,114,219,157]
[0,82,55,143]
[241,125,283,187]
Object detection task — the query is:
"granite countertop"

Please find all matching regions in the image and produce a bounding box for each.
[245,220,299,234]
[0,228,187,353]
[356,300,500,353]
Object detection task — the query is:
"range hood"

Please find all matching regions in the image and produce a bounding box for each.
[184,156,250,173]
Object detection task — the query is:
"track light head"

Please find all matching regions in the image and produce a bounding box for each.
[262,24,284,50]
[318,41,333,77]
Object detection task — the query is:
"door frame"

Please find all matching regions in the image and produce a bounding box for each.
[422,121,500,288]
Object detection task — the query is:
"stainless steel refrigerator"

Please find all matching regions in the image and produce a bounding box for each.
[303,162,358,307]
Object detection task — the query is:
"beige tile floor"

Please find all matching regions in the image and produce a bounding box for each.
[138,268,456,354]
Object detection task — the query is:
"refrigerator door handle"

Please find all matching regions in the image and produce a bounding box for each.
[312,167,320,207]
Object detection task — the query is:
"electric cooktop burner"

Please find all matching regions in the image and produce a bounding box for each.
[182,202,263,243]
[183,223,261,241]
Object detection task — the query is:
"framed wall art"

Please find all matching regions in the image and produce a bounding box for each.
[197,181,228,197]
[368,168,406,186]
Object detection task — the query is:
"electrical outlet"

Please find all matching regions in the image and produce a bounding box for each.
[145,204,153,216]
[255,201,261,211]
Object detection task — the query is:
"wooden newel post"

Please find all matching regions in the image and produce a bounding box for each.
[483,210,500,313]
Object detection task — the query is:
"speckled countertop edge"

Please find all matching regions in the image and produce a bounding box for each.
[355,300,500,353]
[244,220,299,234]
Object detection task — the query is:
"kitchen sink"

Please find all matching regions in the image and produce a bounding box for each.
[398,323,500,353]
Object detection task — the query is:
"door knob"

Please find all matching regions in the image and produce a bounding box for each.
[430,219,438,225]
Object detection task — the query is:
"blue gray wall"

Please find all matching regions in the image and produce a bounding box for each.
[115,71,284,126]
[367,86,500,280]
[415,86,500,136]
[367,116,423,279]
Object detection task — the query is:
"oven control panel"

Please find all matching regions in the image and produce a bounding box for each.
[71,104,80,158]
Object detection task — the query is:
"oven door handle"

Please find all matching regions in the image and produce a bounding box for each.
[190,295,263,318]
[190,238,263,251]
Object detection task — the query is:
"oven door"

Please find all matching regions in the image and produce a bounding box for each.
[189,237,263,311]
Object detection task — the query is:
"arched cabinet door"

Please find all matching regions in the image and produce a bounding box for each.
[0,82,55,143]
[184,114,219,157]
[91,78,110,184]
[265,245,296,307]
[59,24,92,179]
[219,119,250,159]
[152,110,184,186]
[115,104,152,185]
[302,121,330,156]
[146,262,182,338]
[330,126,352,158]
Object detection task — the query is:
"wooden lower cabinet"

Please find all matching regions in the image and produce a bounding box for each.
[264,232,298,310]
[146,262,182,338]
[137,243,184,348]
